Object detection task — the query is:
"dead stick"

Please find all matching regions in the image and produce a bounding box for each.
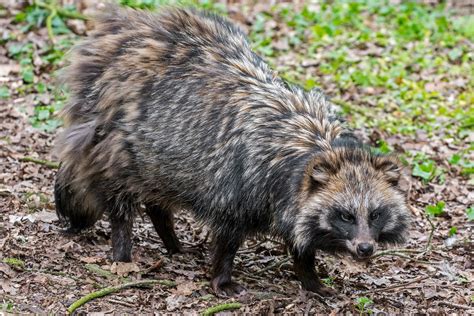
[20,156,59,169]
[143,259,163,274]
[373,248,423,258]
[256,256,291,275]
[67,279,175,314]
[437,301,473,310]
[425,215,436,252]
[360,275,430,294]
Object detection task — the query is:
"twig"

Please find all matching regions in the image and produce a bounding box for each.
[143,259,163,274]
[373,248,422,258]
[201,302,242,316]
[437,301,473,310]
[359,275,430,294]
[239,238,270,254]
[67,279,176,314]
[424,215,436,252]
[255,256,291,275]
[374,251,437,264]
[20,156,59,169]
[107,298,136,308]
[181,231,210,248]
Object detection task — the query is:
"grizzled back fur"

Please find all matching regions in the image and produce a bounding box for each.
[55,5,409,263]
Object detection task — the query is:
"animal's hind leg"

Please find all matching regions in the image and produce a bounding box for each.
[145,204,186,255]
[110,208,135,262]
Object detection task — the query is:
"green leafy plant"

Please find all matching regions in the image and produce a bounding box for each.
[354,296,373,315]
[372,140,392,155]
[448,226,457,237]
[1,300,14,313]
[412,160,436,182]
[411,153,445,184]
[321,277,334,287]
[30,99,64,132]
[425,201,445,217]
[0,86,10,99]
[467,206,474,221]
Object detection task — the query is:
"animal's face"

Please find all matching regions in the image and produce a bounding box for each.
[294,148,410,259]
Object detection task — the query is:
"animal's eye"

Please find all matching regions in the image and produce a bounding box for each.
[340,212,354,223]
[370,211,380,221]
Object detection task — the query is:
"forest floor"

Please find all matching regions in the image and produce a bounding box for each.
[0,0,473,314]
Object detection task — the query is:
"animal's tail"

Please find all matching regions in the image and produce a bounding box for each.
[54,164,105,233]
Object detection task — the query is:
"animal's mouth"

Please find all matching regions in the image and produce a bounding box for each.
[350,252,374,262]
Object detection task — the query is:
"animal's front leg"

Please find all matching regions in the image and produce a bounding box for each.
[292,248,336,296]
[210,233,246,297]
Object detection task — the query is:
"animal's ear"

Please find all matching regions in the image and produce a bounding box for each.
[372,155,402,186]
[311,164,331,185]
[306,153,340,188]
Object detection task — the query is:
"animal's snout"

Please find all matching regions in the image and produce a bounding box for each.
[356,243,374,258]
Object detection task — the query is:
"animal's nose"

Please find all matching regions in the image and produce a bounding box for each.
[356,243,374,257]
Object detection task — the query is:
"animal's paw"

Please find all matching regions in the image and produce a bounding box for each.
[313,285,337,297]
[302,280,337,296]
[168,246,200,256]
[211,279,246,297]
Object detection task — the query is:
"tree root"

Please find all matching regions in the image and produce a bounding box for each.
[67,279,176,314]
[201,302,242,316]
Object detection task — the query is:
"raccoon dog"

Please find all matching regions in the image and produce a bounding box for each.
[55,6,410,296]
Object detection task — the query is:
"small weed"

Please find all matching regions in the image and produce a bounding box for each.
[321,277,334,287]
[371,140,392,155]
[448,226,457,237]
[119,0,225,13]
[1,300,14,312]
[449,152,474,176]
[425,201,445,217]
[0,86,10,99]
[354,296,373,315]
[411,154,444,184]
[466,206,474,221]
[2,257,25,268]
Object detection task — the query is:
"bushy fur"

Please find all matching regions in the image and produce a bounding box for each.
[55,6,410,296]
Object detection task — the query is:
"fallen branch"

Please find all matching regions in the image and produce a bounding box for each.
[201,302,242,316]
[359,275,430,294]
[143,259,163,274]
[373,248,422,258]
[437,301,473,310]
[256,256,291,275]
[239,238,270,254]
[20,156,59,169]
[67,279,176,314]
[374,250,437,264]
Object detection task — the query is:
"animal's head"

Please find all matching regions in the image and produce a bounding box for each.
[294,145,410,259]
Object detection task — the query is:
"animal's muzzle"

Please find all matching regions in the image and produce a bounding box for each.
[356,243,374,258]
